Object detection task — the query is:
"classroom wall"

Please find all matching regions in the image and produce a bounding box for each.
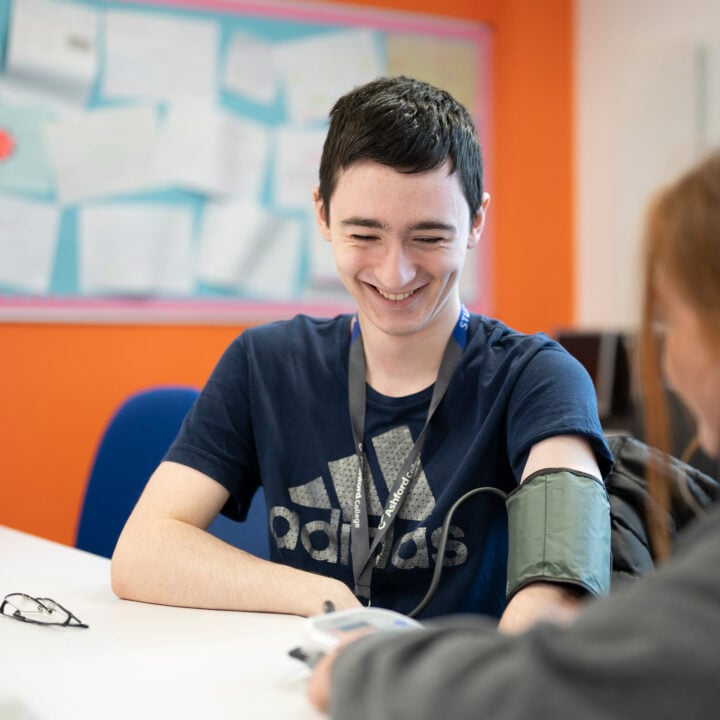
[0,0,575,544]
[575,0,720,329]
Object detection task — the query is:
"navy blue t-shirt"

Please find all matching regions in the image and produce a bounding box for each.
[166,313,612,619]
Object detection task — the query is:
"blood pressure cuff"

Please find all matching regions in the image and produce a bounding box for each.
[505,468,611,600]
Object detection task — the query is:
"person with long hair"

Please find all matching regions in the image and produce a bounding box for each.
[308,151,720,718]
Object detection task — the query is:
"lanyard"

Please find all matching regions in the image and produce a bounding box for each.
[347,305,470,600]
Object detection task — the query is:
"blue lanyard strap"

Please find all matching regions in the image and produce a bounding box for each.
[347,305,469,600]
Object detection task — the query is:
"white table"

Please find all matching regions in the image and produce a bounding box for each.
[0,526,324,720]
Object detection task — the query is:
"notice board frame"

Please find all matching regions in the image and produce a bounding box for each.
[0,0,493,324]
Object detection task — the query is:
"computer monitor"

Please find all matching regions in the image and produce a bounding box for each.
[554,331,630,425]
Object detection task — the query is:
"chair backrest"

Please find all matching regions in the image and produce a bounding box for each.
[76,386,269,561]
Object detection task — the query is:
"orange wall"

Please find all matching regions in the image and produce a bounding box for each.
[0,0,574,544]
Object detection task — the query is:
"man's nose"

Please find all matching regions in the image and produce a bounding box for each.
[375,242,416,290]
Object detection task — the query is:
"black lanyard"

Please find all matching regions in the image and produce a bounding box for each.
[347,305,470,600]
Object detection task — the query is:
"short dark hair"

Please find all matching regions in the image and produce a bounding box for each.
[318,76,483,223]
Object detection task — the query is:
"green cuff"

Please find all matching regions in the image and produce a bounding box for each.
[506,468,611,600]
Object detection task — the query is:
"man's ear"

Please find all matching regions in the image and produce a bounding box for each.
[467,192,491,249]
[313,187,331,242]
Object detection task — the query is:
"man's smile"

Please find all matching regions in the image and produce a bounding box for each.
[375,287,417,302]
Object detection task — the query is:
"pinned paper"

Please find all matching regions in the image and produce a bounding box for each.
[154,103,269,199]
[103,9,218,102]
[78,203,195,296]
[198,201,302,301]
[223,32,278,105]
[43,105,160,204]
[273,126,326,211]
[275,29,383,123]
[0,0,98,108]
[0,194,60,294]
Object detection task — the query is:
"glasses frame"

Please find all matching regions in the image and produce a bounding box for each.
[1,592,89,628]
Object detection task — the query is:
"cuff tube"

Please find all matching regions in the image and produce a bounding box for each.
[505,468,611,600]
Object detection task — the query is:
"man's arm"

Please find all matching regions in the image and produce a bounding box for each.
[497,434,604,633]
[110,461,361,616]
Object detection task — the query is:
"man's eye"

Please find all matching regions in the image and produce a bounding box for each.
[414,236,443,244]
[351,234,377,241]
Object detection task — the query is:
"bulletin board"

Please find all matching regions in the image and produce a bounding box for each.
[0,0,492,323]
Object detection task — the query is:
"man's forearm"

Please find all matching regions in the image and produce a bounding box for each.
[111,516,360,616]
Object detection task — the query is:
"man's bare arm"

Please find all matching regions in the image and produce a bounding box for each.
[110,461,360,616]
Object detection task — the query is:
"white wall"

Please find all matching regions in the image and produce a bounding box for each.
[575,0,720,329]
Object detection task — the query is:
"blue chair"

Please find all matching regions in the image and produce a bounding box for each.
[76,385,269,560]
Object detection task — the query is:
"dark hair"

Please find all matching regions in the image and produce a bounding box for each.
[318,76,483,223]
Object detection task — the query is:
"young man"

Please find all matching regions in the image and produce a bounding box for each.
[111,76,613,631]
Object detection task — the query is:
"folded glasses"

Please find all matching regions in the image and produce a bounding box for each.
[1,593,89,628]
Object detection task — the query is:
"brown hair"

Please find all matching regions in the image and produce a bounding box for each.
[639,150,720,558]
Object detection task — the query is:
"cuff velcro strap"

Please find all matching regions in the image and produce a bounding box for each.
[506,468,611,600]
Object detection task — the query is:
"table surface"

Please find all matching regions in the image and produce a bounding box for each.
[0,525,324,720]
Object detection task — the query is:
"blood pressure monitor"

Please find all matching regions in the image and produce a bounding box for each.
[289,607,423,668]
[305,607,422,649]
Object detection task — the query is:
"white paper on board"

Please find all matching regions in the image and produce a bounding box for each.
[43,105,160,204]
[275,29,384,123]
[0,194,60,294]
[103,9,218,103]
[154,103,269,200]
[78,203,195,296]
[0,0,99,108]
[198,200,302,301]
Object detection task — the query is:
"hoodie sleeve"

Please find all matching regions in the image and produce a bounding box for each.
[329,503,720,720]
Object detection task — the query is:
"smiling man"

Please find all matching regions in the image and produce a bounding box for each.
[111,76,613,630]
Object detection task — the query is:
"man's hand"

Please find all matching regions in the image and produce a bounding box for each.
[498,582,584,634]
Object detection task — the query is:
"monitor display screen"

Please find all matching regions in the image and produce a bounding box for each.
[555,331,628,423]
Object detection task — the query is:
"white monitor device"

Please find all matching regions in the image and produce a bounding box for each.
[304,607,422,650]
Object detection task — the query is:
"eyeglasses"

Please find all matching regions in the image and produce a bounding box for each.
[1,593,89,628]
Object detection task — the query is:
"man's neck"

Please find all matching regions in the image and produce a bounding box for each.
[357,304,462,397]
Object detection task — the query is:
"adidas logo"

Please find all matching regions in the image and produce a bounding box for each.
[268,426,469,570]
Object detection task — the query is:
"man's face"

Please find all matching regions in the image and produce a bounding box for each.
[314,159,487,339]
